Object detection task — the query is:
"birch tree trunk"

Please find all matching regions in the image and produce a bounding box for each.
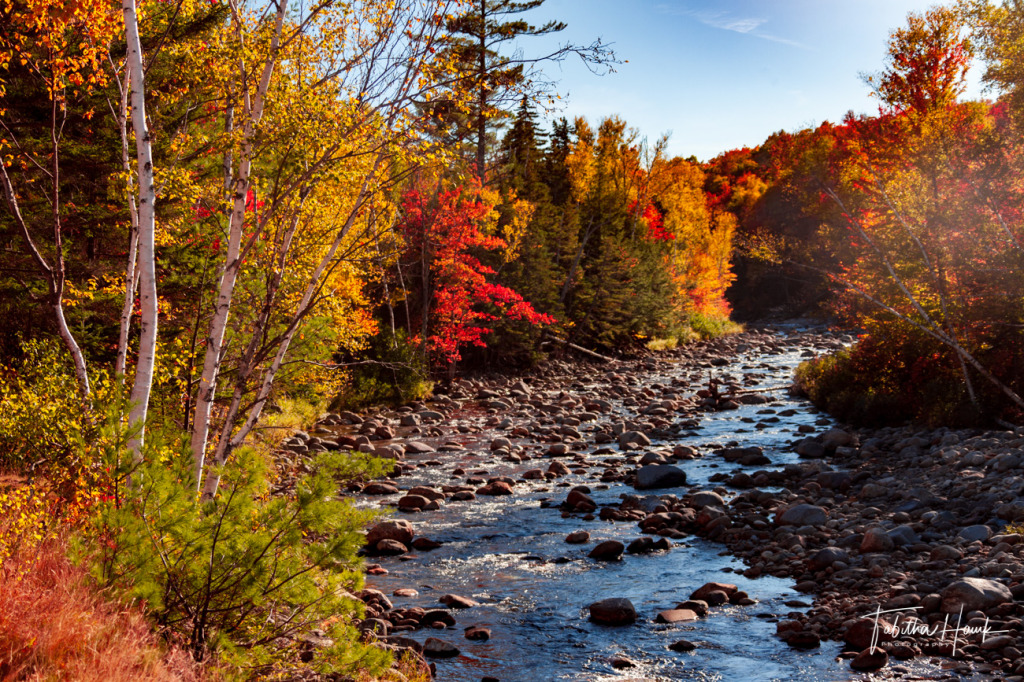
[190,0,286,488]
[123,0,159,459]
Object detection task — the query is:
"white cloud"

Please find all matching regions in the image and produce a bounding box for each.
[655,4,812,50]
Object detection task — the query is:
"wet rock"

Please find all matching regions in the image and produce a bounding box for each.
[393,588,419,597]
[565,530,591,544]
[398,494,433,511]
[411,537,442,551]
[589,540,625,561]
[850,647,888,672]
[776,504,827,527]
[366,520,414,546]
[941,577,1013,614]
[404,441,435,454]
[786,631,821,649]
[464,626,491,641]
[420,610,456,628]
[477,481,514,496]
[669,639,697,652]
[634,465,688,490]
[610,656,636,669]
[675,600,709,617]
[362,482,400,495]
[423,637,460,658]
[690,582,738,602]
[440,594,479,609]
[375,539,408,556]
[588,598,637,625]
[656,609,699,623]
[565,490,597,512]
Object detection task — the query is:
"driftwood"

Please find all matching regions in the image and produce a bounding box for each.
[544,335,614,363]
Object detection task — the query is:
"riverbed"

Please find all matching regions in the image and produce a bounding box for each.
[331,325,986,681]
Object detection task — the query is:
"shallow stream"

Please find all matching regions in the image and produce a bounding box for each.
[345,326,966,681]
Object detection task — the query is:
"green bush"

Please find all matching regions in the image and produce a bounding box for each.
[332,330,432,410]
[78,417,391,677]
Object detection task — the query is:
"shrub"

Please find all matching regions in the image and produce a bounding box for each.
[332,330,432,410]
[79,422,392,677]
[794,324,987,427]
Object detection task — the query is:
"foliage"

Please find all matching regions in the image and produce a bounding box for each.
[397,177,554,367]
[332,330,433,410]
[794,324,987,427]
[81,426,390,673]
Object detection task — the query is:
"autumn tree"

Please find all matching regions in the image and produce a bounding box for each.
[396,176,552,370]
[867,6,972,114]
[0,0,122,398]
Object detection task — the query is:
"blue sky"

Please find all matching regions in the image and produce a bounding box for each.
[521,0,984,161]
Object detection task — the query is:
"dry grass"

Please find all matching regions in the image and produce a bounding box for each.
[0,538,201,682]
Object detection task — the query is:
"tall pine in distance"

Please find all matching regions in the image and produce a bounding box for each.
[442,0,616,182]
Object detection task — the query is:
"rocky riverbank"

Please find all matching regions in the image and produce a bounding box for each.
[276,325,1023,680]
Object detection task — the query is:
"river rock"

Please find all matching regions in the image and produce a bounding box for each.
[404,441,435,454]
[362,482,400,495]
[440,594,479,609]
[398,494,432,511]
[690,582,738,602]
[367,520,414,546]
[940,577,1013,613]
[375,539,408,555]
[634,465,688,490]
[808,547,850,571]
[776,504,828,527]
[959,524,993,542]
[588,598,637,625]
[850,647,888,671]
[477,481,514,496]
[859,526,895,553]
[423,637,460,658]
[589,540,625,561]
[619,431,652,449]
[656,609,699,623]
[669,639,697,652]
[690,491,726,509]
[464,626,491,641]
[565,530,591,544]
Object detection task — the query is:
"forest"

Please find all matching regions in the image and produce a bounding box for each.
[2,0,1024,679]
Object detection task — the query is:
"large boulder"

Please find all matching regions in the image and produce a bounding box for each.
[366,520,414,546]
[634,465,687,490]
[941,578,1013,614]
[588,598,637,625]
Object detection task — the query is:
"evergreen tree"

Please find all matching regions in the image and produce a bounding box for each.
[443,0,615,182]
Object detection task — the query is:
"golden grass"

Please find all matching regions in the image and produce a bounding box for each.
[0,538,201,682]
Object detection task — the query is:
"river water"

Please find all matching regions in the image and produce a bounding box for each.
[347,327,967,681]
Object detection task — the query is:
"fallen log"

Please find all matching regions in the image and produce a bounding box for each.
[544,336,614,363]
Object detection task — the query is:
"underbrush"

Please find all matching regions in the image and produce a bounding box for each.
[0,338,402,680]
[793,324,1013,427]
[647,313,744,351]
[0,537,200,682]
